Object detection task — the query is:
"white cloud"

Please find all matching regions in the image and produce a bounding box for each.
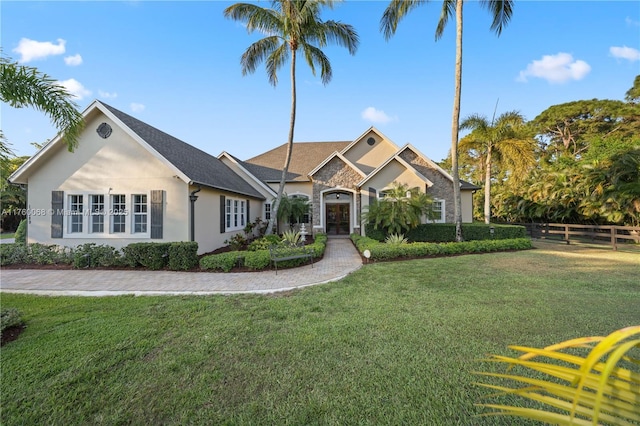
[361,106,396,124]
[13,38,66,63]
[130,103,145,113]
[626,16,640,27]
[610,46,640,62]
[58,78,91,100]
[517,52,591,84]
[98,90,118,99]
[64,54,83,66]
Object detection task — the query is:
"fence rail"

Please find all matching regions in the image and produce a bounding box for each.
[514,223,640,250]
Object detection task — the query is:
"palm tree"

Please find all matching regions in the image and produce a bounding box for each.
[0,54,84,157]
[380,0,514,241]
[363,182,434,235]
[460,111,535,224]
[224,0,359,235]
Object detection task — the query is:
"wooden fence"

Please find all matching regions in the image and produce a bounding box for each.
[514,223,640,251]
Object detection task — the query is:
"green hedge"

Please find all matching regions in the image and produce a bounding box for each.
[14,219,27,244]
[0,243,72,266]
[122,243,171,270]
[351,233,532,261]
[200,251,244,272]
[365,223,526,242]
[72,243,123,268]
[168,242,199,271]
[200,234,328,272]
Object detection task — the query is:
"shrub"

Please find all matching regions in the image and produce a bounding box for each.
[168,242,199,271]
[1,308,23,332]
[14,219,26,244]
[385,233,408,244]
[0,243,72,266]
[0,243,29,266]
[366,223,528,243]
[122,242,171,270]
[72,243,122,268]
[352,234,532,261]
[224,234,247,251]
[200,251,244,272]
[247,235,281,251]
[244,250,271,270]
[281,229,301,246]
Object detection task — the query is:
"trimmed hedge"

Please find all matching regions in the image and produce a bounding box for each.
[73,243,123,268]
[200,234,328,272]
[365,223,527,242]
[168,242,199,271]
[14,219,27,244]
[351,233,532,261]
[200,251,243,272]
[0,243,72,266]
[122,243,171,270]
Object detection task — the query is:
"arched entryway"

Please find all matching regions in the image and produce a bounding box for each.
[324,191,352,235]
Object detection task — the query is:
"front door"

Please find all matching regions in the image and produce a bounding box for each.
[326,203,350,235]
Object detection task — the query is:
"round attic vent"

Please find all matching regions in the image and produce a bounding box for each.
[97,122,112,139]
[367,137,375,146]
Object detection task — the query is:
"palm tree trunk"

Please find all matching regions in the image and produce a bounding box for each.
[484,146,492,224]
[266,46,297,236]
[451,0,464,242]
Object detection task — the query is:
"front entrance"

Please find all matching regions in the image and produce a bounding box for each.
[326,203,350,235]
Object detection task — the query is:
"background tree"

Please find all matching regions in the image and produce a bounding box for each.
[275,194,310,228]
[0,155,29,232]
[0,54,84,156]
[224,0,359,235]
[363,182,434,235]
[459,110,535,223]
[380,0,514,241]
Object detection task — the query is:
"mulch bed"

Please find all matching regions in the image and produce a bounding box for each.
[1,325,26,346]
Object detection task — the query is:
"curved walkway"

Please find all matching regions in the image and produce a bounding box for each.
[0,239,363,296]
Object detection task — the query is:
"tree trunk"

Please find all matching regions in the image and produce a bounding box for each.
[266,46,297,236]
[484,145,492,224]
[451,0,464,242]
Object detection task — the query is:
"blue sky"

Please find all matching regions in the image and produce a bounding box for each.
[2,1,639,163]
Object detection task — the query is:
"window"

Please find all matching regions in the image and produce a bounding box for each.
[90,195,105,233]
[431,199,445,223]
[225,197,246,231]
[111,194,126,233]
[264,203,271,221]
[133,194,148,233]
[69,195,84,233]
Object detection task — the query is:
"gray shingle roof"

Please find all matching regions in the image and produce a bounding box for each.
[101,102,264,200]
[243,141,351,182]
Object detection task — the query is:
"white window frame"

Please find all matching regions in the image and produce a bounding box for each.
[68,194,84,233]
[225,196,247,232]
[264,203,271,221]
[90,194,105,234]
[62,191,150,238]
[431,199,445,223]
[132,194,148,234]
[111,194,127,234]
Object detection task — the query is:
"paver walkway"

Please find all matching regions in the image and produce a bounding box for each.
[0,238,363,296]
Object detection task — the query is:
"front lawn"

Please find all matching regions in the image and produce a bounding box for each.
[0,232,15,240]
[1,242,638,425]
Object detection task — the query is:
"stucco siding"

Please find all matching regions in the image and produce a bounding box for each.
[342,130,398,174]
[25,113,189,249]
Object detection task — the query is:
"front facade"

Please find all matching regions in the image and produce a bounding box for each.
[10,101,476,253]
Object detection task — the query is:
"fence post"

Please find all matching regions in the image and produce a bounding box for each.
[611,226,617,251]
[564,225,570,244]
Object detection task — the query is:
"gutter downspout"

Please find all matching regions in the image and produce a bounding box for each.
[189,185,202,242]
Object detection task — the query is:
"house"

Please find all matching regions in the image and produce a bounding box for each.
[9,100,477,253]
[221,128,478,236]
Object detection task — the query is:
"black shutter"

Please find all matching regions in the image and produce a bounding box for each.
[220,195,226,233]
[51,190,64,238]
[246,199,250,223]
[369,187,377,206]
[150,190,163,239]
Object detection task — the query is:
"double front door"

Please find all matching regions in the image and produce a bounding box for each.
[326,203,350,235]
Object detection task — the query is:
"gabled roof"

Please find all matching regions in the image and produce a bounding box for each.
[308,151,367,179]
[243,141,350,182]
[356,154,433,188]
[10,100,264,200]
[339,126,399,157]
[398,144,479,190]
[217,151,277,197]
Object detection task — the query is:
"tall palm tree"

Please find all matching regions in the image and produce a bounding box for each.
[460,111,535,224]
[380,0,514,241]
[224,0,359,235]
[0,54,84,158]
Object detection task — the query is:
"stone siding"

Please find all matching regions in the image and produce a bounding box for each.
[398,149,455,222]
[311,157,362,229]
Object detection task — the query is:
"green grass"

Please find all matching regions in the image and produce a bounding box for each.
[0,232,15,240]
[2,242,639,425]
